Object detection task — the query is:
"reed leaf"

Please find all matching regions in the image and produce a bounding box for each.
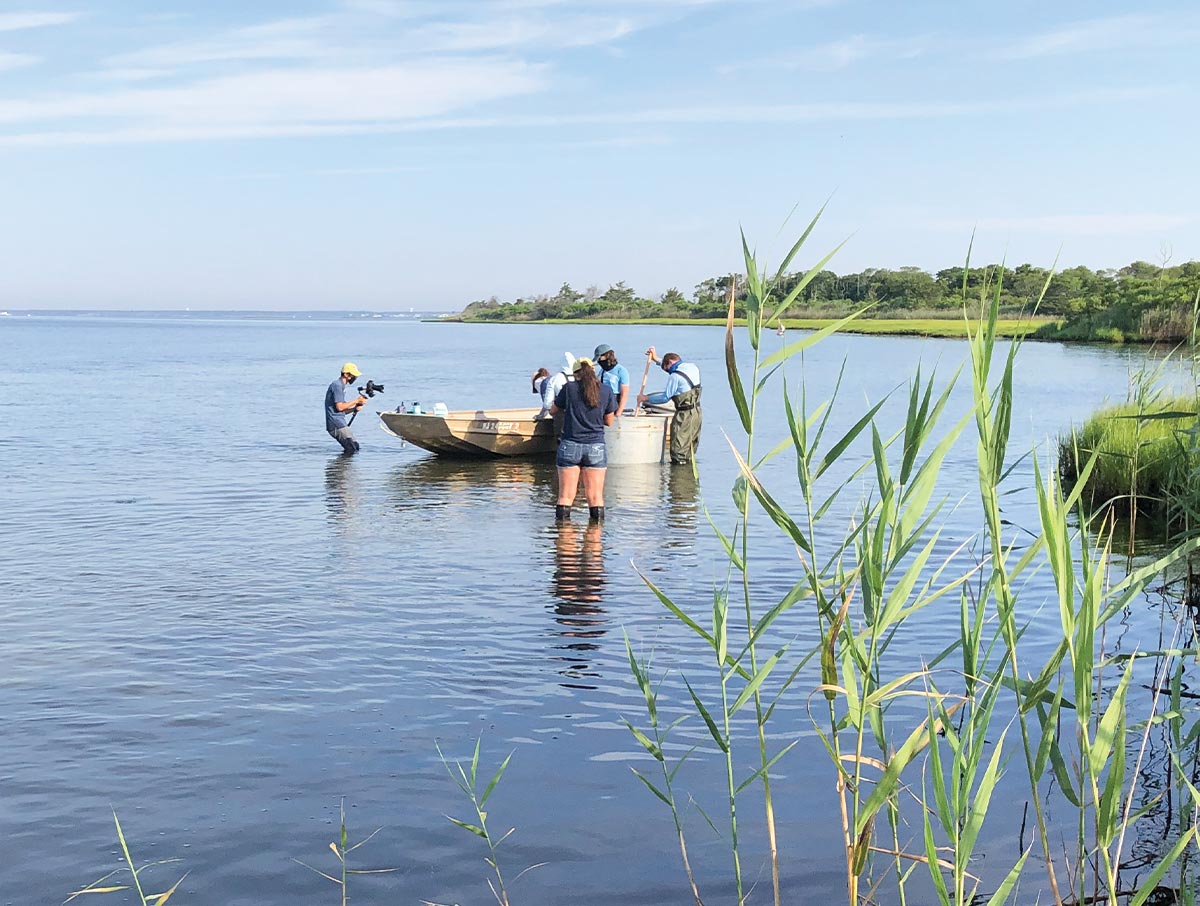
[725,287,752,434]
[684,678,727,753]
[730,648,785,714]
[1128,827,1198,906]
[759,308,868,371]
[630,768,672,806]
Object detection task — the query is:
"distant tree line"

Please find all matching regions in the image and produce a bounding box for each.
[456,260,1200,342]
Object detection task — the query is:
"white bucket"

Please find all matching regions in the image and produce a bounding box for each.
[604,415,668,465]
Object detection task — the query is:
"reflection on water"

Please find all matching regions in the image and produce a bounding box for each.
[550,522,607,689]
[387,455,558,509]
[5,317,1191,905]
[324,454,358,525]
[664,466,700,546]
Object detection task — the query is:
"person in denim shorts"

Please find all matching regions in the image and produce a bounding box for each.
[550,357,618,522]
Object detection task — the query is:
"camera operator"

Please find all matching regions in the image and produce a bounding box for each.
[325,362,368,454]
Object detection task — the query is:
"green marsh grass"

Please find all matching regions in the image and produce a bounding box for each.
[627,214,1200,906]
[1059,393,1200,530]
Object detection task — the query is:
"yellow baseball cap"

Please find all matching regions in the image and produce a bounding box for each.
[342,362,362,377]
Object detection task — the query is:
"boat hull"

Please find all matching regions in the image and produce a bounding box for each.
[379,407,670,463]
[380,408,556,457]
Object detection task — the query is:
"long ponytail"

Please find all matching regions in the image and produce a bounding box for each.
[574,359,601,409]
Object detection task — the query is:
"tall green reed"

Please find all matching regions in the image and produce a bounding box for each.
[67,811,187,906]
[629,213,1200,906]
[294,799,396,906]
[437,738,541,906]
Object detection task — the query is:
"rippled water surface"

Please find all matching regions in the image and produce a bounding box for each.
[0,315,1176,904]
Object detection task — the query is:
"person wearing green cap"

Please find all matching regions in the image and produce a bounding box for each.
[593,344,630,415]
[325,362,368,454]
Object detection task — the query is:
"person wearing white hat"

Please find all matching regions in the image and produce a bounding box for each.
[535,352,576,419]
[325,361,368,454]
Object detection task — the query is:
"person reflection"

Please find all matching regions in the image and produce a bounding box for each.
[324,453,358,525]
[662,465,700,549]
[551,522,608,688]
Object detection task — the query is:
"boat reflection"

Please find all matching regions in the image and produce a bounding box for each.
[550,522,608,689]
[387,455,558,509]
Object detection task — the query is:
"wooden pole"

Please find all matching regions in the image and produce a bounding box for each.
[634,349,653,417]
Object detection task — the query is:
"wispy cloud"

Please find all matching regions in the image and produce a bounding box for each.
[104,17,335,69]
[0,60,547,143]
[0,86,1158,147]
[103,3,671,73]
[402,15,638,52]
[0,52,38,71]
[0,12,79,32]
[721,34,927,73]
[928,213,1196,236]
[996,13,1200,60]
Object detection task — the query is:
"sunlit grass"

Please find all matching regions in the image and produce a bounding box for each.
[1059,395,1200,520]
[625,214,1200,906]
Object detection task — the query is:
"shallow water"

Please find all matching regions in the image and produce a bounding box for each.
[0,315,1183,904]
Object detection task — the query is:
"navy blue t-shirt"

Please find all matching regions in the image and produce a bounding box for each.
[325,380,349,431]
[555,381,616,444]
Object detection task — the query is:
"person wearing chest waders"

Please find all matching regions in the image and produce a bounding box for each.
[325,362,368,454]
[637,346,702,465]
[550,357,618,522]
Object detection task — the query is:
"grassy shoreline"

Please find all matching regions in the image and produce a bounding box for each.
[432,315,1054,339]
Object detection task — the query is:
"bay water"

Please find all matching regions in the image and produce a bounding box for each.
[0,315,1174,904]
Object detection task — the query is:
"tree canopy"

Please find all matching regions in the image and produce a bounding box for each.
[456,260,1200,343]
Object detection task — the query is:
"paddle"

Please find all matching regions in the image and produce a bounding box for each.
[634,349,653,417]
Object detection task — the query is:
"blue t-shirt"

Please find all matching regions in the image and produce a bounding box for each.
[325,379,349,431]
[597,363,630,400]
[555,382,616,444]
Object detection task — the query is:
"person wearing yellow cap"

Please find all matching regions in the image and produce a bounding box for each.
[325,362,367,454]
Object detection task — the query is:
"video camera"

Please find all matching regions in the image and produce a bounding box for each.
[357,379,385,398]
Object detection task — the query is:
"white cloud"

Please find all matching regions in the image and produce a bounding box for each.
[0,60,546,138]
[0,86,1155,147]
[107,7,646,71]
[0,12,79,32]
[88,68,176,82]
[997,14,1200,59]
[929,214,1196,236]
[105,17,334,68]
[721,34,927,73]
[405,14,637,52]
[0,52,38,71]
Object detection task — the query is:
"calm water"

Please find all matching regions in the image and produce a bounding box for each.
[0,316,1179,904]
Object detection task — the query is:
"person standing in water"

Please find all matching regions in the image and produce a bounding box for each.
[637,347,702,465]
[550,357,618,522]
[592,344,630,415]
[325,362,367,454]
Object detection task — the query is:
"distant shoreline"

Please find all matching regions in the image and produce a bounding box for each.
[428,316,1055,340]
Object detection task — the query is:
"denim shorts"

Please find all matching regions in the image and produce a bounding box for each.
[556,438,607,469]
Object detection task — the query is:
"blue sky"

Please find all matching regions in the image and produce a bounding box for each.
[1,0,1197,309]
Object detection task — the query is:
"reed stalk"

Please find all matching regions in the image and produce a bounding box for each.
[633,212,1200,906]
[294,800,395,906]
[66,812,187,906]
[438,738,542,906]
